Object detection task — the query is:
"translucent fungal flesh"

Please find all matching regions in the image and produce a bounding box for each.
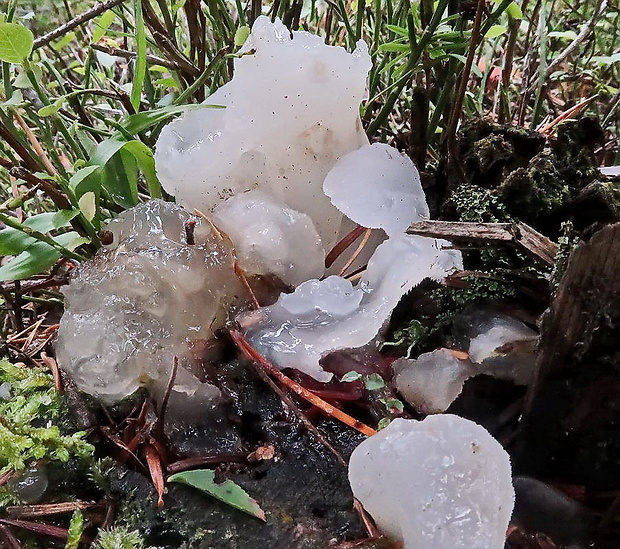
[323,143,429,236]
[393,349,476,414]
[155,16,371,252]
[348,416,515,549]
[56,200,242,403]
[239,235,462,381]
[212,190,325,287]
[457,311,539,384]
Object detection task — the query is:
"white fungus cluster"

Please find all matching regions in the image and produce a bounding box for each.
[155,16,371,255]
[349,416,515,549]
[56,17,517,548]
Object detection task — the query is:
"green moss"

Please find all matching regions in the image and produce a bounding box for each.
[0,360,94,476]
[93,527,146,549]
[450,184,509,223]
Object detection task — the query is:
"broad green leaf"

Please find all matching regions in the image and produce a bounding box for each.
[506,1,523,19]
[0,90,23,109]
[12,70,31,89]
[51,31,76,51]
[548,30,578,40]
[485,24,507,39]
[0,211,78,256]
[38,96,66,117]
[492,0,522,19]
[168,469,266,521]
[92,10,116,43]
[0,22,34,63]
[364,374,385,391]
[0,232,89,281]
[122,140,161,198]
[91,138,162,200]
[69,165,101,197]
[102,148,139,208]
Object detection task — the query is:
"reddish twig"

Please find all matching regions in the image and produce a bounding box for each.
[338,227,373,277]
[234,261,260,309]
[156,356,179,441]
[167,453,248,474]
[40,353,62,392]
[144,443,166,507]
[325,225,366,269]
[229,328,377,438]
[0,519,92,544]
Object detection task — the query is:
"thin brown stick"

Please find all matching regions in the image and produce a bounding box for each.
[229,328,377,438]
[167,453,248,474]
[7,501,100,519]
[40,353,62,392]
[445,0,486,173]
[9,167,72,211]
[325,225,366,268]
[12,114,56,176]
[0,519,92,544]
[242,344,348,466]
[338,228,373,277]
[33,0,128,49]
[0,524,21,549]
[91,44,181,70]
[156,356,179,441]
[234,262,260,309]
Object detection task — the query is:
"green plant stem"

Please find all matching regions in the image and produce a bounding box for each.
[23,61,88,161]
[367,0,450,137]
[174,47,229,104]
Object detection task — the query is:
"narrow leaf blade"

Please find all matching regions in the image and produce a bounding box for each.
[168,469,266,521]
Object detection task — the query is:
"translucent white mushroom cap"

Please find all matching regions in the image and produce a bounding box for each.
[155,16,371,252]
[239,235,462,381]
[212,190,325,286]
[323,143,429,236]
[349,416,515,549]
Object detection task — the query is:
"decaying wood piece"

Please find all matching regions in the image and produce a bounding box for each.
[535,222,620,376]
[407,220,558,265]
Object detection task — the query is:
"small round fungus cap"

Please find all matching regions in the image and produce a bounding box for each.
[348,415,515,549]
[323,143,429,236]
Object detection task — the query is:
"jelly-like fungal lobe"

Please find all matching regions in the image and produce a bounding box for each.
[348,416,515,549]
[212,190,325,286]
[393,349,476,414]
[154,16,372,252]
[238,235,462,381]
[323,143,429,236]
[453,309,539,384]
[56,200,242,404]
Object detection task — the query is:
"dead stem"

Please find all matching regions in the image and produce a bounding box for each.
[338,228,373,277]
[229,327,377,438]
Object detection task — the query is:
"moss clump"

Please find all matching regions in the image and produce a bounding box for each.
[450,183,509,223]
[93,527,146,549]
[499,151,571,225]
[0,360,93,476]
